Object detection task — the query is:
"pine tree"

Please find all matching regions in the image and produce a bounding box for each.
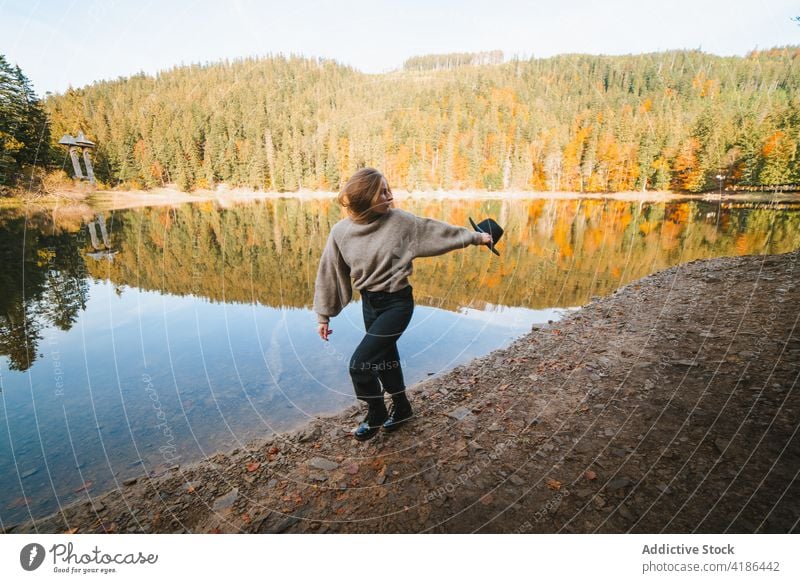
[0,55,51,187]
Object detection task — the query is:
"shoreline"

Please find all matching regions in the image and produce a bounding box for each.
[2,187,799,212]
[5,247,798,534]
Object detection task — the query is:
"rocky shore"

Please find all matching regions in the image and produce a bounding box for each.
[6,249,799,534]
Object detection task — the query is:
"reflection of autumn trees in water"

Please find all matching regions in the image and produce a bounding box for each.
[1,199,798,371]
[81,199,798,308]
[0,213,89,371]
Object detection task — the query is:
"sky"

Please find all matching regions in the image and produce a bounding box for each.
[1,0,798,97]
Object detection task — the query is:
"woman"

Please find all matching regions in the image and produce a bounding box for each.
[313,168,492,441]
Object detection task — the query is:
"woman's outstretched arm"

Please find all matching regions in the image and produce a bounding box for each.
[412,214,489,258]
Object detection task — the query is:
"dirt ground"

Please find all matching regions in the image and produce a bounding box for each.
[6,248,799,534]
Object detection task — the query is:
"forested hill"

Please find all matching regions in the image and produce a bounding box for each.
[45,48,800,193]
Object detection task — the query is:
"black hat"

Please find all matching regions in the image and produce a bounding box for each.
[469,217,504,256]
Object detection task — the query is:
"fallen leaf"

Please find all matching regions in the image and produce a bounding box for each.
[546,478,562,491]
[584,470,597,481]
[479,493,493,505]
[246,462,261,472]
[242,513,251,524]
[268,446,279,455]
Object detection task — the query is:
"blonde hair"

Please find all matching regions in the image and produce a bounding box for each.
[337,167,391,224]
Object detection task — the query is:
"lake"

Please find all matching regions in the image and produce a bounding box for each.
[1,195,798,527]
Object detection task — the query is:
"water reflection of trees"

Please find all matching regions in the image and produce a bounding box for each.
[1,199,798,371]
[79,199,798,310]
[0,214,89,371]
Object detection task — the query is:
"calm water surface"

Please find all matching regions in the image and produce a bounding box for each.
[1,196,798,526]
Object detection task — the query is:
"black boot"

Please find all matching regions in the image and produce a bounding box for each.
[382,391,413,432]
[354,397,388,441]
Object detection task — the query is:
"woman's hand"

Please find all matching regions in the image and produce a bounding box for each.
[476,232,493,245]
[318,323,332,341]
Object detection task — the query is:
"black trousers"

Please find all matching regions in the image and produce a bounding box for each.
[349,284,414,404]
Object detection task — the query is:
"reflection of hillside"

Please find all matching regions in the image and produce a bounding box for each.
[4,198,797,372]
[76,199,800,311]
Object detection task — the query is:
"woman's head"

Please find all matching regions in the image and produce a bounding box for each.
[338,167,394,224]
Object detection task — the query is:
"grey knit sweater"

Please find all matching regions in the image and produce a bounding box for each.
[313,207,483,324]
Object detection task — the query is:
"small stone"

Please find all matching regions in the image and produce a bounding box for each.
[447,406,473,421]
[308,457,339,471]
[308,473,328,482]
[617,504,636,521]
[123,477,138,487]
[298,426,322,443]
[212,489,239,513]
[460,419,477,436]
[467,441,484,456]
[607,478,631,491]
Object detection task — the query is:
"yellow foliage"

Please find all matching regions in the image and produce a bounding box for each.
[36,248,56,267]
[735,233,750,255]
[660,220,682,250]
